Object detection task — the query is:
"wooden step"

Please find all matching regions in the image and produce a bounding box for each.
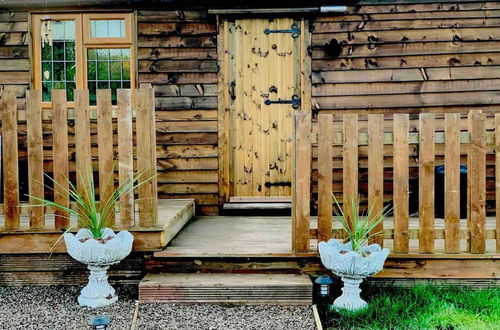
[139,273,312,305]
[223,197,292,215]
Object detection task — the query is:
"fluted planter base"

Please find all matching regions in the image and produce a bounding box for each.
[333,277,367,311]
[78,264,117,308]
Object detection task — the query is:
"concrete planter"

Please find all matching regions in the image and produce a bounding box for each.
[318,239,389,311]
[64,228,134,308]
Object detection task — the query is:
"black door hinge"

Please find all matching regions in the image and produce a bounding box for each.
[264,94,301,109]
[264,23,300,39]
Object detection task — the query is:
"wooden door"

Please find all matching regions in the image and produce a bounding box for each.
[226,18,306,197]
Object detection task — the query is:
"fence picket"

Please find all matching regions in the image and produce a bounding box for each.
[51,90,69,229]
[1,90,20,229]
[496,113,500,253]
[445,113,460,253]
[342,114,358,230]
[317,114,333,242]
[97,90,115,226]
[468,110,486,254]
[136,87,157,227]
[26,90,44,229]
[368,114,384,246]
[419,113,435,253]
[393,114,409,253]
[117,89,134,227]
[292,111,311,253]
[74,89,92,198]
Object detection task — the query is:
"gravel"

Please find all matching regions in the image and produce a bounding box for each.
[0,286,316,330]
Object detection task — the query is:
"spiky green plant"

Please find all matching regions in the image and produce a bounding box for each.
[333,194,392,255]
[29,168,154,240]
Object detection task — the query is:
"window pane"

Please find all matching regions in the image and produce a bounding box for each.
[87,48,131,106]
[90,19,125,38]
[40,19,76,102]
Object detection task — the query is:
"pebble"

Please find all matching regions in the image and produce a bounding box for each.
[0,286,316,330]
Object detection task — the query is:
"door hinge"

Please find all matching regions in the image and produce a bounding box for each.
[264,94,301,109]
[263,23,300,39]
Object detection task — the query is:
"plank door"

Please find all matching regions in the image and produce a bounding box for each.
[227,18,306,197]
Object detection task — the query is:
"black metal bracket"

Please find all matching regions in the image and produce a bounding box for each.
[263,23,300,39]
[264,94,301,109]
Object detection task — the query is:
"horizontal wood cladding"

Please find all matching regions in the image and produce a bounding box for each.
[138,11,218,214]
[0,11,29,112]
[311,3,500,112]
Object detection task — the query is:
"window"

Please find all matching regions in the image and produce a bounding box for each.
[32,13,134,106]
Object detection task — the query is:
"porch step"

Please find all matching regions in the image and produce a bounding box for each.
[138,273,312,305]
[223,197,291,215]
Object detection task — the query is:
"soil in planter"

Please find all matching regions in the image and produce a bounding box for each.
[79,236,114,244]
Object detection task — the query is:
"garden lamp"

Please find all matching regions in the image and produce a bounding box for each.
[88,316,111,330]
[315,275,333,299]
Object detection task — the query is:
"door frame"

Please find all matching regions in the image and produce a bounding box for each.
[216,16,312,208]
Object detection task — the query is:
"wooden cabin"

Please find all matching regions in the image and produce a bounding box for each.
[0,0,498,296]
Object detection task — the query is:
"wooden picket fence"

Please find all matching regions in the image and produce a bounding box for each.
[0,88,158,231]
[292,110,500,255]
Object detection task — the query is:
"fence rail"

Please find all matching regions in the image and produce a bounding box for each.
[292,110,499,255]
[0,88,158,231]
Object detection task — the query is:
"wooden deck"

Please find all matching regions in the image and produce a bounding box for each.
[154,216,499,279]
[0,199,194,253]
[157,216,499,257]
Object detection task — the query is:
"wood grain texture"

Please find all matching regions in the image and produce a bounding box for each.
[1,90,20,229]
[117,89,134,227]
[136,87,157,227]
[292,111,311,253]
[343,114,358,230]
[51,90,69,229]
[97,89,116,226]
[393,114,409,253]
[445,113,460,253]
[496,113,500,253]
[317,114,333,242]
[74,90,92,198]
[26,90,44,229]
[419,113,435,253]
[468,110,486,254]
[368,114,384,246]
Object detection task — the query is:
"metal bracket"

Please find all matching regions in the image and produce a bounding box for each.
[264,94,301,109]
[263,23,300,39]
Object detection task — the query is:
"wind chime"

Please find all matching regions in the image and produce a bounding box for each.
[40,14,52,47]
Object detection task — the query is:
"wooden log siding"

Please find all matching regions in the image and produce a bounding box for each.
[137,10,219,215]
[0,11,29,109]
[295,111,497,254]
[0,88,158,230]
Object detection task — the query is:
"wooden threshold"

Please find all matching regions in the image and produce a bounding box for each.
[0,199,194,254]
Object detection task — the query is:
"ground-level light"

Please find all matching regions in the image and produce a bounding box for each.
[315,274,334,299]
[88,316,111,330]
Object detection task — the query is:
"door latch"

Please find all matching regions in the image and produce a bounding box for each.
[263,23,300,39]
[264,94,301,109]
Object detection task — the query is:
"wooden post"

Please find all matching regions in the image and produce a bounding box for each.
[26,90,45,229]
[292,111,311,253]
[343,114,358,230]
[317,114,333,242]
[419,113,435,254]
[445,113,461,253]
[74,89,92,198]
[468,110,486,254]
[52,90,69,229]
[97,89,116,226]
[117,89,134,227]
[496,113,500,253]
[393,114,409,253]
[1,90,20,229]
[136,87,158,227]
[368,114,384,246]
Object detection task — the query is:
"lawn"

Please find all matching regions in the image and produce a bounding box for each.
[324,285,500,330]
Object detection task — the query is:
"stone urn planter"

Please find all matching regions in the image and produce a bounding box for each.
[318,239,390,311]
[64,228,134,308]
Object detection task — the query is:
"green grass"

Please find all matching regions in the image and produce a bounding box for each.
[326,285,500,330]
